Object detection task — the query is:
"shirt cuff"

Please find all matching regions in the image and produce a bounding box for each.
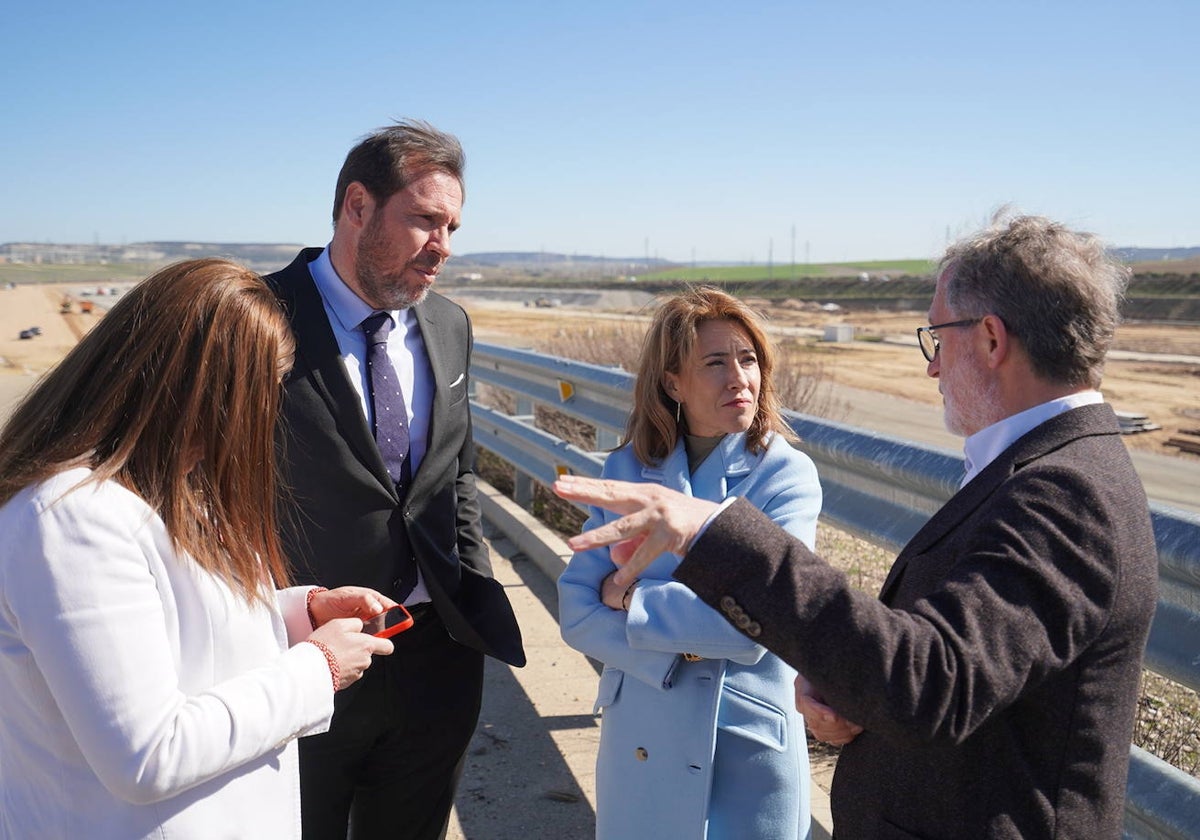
[690,497,738,551]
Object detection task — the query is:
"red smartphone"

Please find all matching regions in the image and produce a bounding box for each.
[361,605,414,638]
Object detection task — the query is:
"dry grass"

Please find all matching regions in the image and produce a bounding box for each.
[1136,673,1200,775]
[532,321,849,421]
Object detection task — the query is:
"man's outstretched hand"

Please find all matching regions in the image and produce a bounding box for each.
[554,475,719,586]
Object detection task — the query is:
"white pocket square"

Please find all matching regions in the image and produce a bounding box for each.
[449,373,465,388]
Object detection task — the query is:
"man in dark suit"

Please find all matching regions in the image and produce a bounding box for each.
[266,120,524,840]
[555,215,1158,838]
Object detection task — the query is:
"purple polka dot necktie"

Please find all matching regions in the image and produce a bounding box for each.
[361,312,411,489]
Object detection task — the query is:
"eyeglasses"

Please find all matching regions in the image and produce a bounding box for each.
[916,318,981,362]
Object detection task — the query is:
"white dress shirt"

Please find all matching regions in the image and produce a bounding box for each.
[961,391,1105,487]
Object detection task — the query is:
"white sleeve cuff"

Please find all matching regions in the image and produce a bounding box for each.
[690,496,739,551]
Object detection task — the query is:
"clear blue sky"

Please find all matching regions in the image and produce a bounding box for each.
[3,0,1196,263]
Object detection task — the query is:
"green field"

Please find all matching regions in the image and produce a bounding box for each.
[642,259,937,282]
[3,258,1195,301]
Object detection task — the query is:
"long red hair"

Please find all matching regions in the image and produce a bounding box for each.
[0,259,295,602]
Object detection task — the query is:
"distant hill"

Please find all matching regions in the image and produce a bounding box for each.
[449,252,675,277]
[0,242,673,276]
[0,241,304,273]
[4,242,1199,278]
[142,241,305,268]
[1115,247,1200,263]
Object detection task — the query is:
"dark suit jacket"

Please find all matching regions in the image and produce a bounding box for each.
[267,249,524,668]
[676,403,1157,839]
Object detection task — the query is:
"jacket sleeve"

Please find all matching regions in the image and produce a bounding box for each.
[3,483,334,805]
[277,586,317,646]
[677,461,1143,746]
[558,501,682,689]
[624,445,822,663]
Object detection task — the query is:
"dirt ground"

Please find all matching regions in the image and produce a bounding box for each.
[3,283,1198,460]
[462,298,1200,459]
[0,284,95,373]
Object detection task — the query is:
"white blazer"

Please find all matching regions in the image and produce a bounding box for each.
[0,469,335,839]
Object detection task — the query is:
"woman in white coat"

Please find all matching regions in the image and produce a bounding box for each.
[0,259,395,838]
[558,287,822,839]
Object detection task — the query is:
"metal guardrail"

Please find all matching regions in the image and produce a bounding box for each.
[470,341,1200,839]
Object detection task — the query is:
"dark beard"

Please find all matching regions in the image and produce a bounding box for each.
[355,223,437,310]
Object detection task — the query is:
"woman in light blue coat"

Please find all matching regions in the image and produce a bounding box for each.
[559,287,822,839]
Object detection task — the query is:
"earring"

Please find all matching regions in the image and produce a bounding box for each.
[675,400,682,423]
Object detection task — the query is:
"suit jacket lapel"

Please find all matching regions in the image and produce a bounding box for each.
[408,300,445,501]
[878,403,1119,601]
[282,255,395,495]
[879,464,1003,600]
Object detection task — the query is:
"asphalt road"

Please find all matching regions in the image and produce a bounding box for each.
[830,381,1199,514]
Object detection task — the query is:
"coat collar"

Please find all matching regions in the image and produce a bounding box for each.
[638,431,763,502]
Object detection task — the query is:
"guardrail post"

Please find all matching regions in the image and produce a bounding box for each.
[514,472,534,509]
[512,396,535,507]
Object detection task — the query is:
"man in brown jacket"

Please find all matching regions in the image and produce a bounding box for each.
[556,215,1158,839]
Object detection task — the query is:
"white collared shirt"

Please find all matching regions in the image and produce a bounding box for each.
[307,247,432,604]
[960,391,1105,487]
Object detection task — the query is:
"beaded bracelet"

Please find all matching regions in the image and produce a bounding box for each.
[307,639,340,692]
[306,586,329,630]
[621,579,639,612]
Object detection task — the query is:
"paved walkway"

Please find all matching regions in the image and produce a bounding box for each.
[447,483,834,839]
[447,522,600,839]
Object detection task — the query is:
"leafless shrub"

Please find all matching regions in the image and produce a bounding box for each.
[475,448,514,496]
[473,382,514,415]
[774,340,850,422]
[1135,672,1200,776]
[538,323,644,375]
[531,483,588,539]
[535,405,596,451]
[536,323,848,421]
[472,383,592,539]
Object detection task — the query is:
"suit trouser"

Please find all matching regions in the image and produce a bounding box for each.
[298,604,485,840]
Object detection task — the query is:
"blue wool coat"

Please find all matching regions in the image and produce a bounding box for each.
[558,432,821,839]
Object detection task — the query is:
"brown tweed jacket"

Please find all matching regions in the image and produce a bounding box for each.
[676,403,1157,839]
